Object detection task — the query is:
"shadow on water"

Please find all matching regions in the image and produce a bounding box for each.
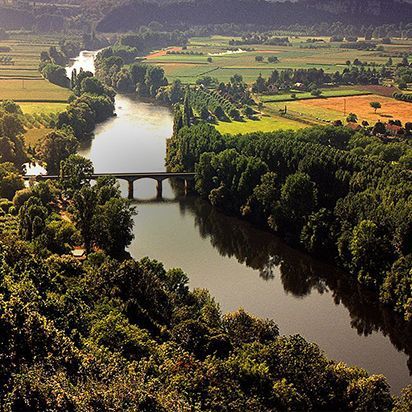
[151,184,412,377]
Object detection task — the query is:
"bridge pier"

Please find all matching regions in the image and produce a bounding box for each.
[184,178,194,196]
[128,180,134,199]
[156,179,163,199]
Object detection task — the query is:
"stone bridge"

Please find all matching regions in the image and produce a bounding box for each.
[23,172,196,199]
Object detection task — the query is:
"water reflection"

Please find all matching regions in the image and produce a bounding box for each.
[172,193,412,376]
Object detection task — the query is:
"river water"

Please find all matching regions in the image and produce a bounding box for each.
[68,51,411,393]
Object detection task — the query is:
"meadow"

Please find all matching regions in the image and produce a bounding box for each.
[0,35,71,144]
[215,113,306,134]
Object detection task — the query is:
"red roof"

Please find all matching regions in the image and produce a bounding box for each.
[346,122,362,131]
[385,124,403,134]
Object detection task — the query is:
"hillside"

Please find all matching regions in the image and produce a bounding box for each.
[96,0,412,32]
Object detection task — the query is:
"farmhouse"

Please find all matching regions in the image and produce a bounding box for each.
[385,123,404,136]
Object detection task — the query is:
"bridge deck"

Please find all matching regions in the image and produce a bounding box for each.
[23,172,196,181]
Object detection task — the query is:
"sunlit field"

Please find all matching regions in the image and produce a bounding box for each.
[266,94,412,124]
[215,113,306,134]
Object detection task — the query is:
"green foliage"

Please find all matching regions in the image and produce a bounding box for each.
[0,239,396,409]
[40,63,70,88]
[0,162,24,200]
[36,129,78,174]
[60,154,94,196]
[0,105,27,167]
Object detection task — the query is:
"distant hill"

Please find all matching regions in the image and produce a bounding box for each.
[96,0,412,32]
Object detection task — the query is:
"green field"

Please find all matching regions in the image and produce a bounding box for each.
[0,35,71,103]
[19,101,68,114]
[146,35,412,85]
[0,34,72,144]
[215,114,306,134]
[0,78,70,102]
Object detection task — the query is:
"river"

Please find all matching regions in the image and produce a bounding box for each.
[68,51,411,393]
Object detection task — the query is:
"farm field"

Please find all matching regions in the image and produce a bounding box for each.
[259,88,371,102]
[19,102,68,114]
[0,36,60,78]
[215,113,307,134]
[0,35,71,102]
[146,35,412,85]
[0,78,70,102]
[0,34,72,145]
[266,94,412,125]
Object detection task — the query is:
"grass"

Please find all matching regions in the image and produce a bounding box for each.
[0,79,70,102]
[24,127,53,146]
[215,114,306,134]
[19,102,68,114]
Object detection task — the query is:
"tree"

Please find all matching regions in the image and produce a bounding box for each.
[80,77,106,95]
[41,63,70,88]
[243,106,254,118]
[60,155,94,196]
[72,185,97,252]
[254,73,266,94]
[349,220,391,287]
[36,130,78,174]
[268,56,279,63]
[346,113,358,123]
[183,88,192,127]
[18,197,48,241]
[279,172,318,235]
[1,100,22,114]
[255,56,264,62]
[200,106,210,121]
[372,121,386,135]
[94,198,136,257]
[0,162,24,200]
[173,104,184,136]
[213,106,225,120]
[370,101,382,113]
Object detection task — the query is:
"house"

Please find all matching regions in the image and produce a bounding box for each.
[385,123,404,137]
[71,247,86,260]
[346,122,362,132]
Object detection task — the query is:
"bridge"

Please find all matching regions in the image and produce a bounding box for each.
[23,172,196,199]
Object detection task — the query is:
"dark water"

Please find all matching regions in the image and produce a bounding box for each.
[69,53,411,393]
